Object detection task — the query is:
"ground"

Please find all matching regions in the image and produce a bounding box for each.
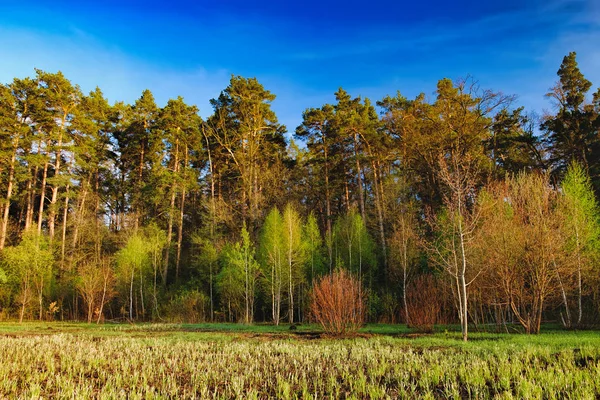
[0,322,599,398]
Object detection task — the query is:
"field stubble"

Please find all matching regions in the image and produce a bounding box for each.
[0,323,599,399]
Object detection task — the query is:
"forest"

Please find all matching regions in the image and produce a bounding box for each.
[1,51,599,341]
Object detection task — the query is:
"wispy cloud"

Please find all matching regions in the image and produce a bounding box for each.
[0,26,231,117]
[1,0,599,135]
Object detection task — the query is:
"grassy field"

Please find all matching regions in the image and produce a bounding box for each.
[0,323,599,399]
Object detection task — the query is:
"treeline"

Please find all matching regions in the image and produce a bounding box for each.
[1,52,599,338]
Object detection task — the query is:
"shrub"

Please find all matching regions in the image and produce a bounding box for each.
[310,269,365,335]
[406,274,441,333]
[165,290,209,323]
[379,292,400,323]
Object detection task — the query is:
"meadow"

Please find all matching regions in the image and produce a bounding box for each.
[0,323,599,399]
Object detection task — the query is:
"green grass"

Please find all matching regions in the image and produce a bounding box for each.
[1,322,599,398]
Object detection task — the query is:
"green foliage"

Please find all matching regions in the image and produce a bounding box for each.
[115,233,150,319]
[165,289,209,323]
[259,207,285,323]
[488,107,541,174]
[1,53,600,327]
[217,243,246,321]
[191,232,220,283]
[217,225,259,323]
[143,223,168,278]
[283,204,305,282]
[302,212,325,281]
[542,52,600,188]
[332,211,376,279]
[116,234,149,278]
[559,162,600,324]
[259,207,284,278]
[2,230,54,320]
[207,76,287,229]
[3,231,54,287]
[561,162,600,254]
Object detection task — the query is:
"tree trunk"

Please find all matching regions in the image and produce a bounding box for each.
[97,271,108,324]
[275,248,281,326]
[402,248,409,326]
[209,262,214,322]
[38,282,44,321]
[344,179,350,213]
[535,295,544,334]
[163,138,179,286]
[129,269,134,320]
[37,160,49,234]
[152,253,159,319]
[87,295,94,323]
[134,138,145,230]
[288,222,294,325]
[556,264,572,328]
[25,166,37,230]
[0,138,18,250]
[203,127,216,322]
[324,146,333,272]
[175,149,188,283]
[576,229,583,325]
[95,172,101,261]
[48,133,63,242]
[458,220,469,342]
[19,276,29,323]
[271,262,276,324]
[139,264,145,320]
[71,183,88,252]
[245,250,250,324]
[353,132,367,223]
[253,158,260,229]
[276,280,281,326]
[163,189,176,286]
[372,159,387,269]
[60,186,70,267]
[19,300,26,323]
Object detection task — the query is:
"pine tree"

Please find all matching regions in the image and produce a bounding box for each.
[115,89,159,229]
[35,70,81,242]
[295,104,338,269]
[543,52,600,189]
[207,76,286,231]
[157,96,201,284]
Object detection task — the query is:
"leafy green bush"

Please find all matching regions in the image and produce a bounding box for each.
[165,290,209,323]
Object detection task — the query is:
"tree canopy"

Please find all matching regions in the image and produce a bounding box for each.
[1,53,599,336]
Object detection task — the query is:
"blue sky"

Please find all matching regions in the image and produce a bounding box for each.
[1,0,599,133]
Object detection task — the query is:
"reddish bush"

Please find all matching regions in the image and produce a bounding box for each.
[406,275,441,333]
[310,269,365,335]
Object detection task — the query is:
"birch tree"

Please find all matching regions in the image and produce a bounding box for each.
[116,233,149,320]
[282,203,305,324]
[218,225,259,323]
[259,207,285,325]
[559,162,599,325]
[3,230,54,322]
[390,211,420,326]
